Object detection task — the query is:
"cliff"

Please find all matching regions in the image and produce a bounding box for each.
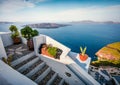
[95,42,120,64]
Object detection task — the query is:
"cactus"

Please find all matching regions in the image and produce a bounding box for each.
[80,46,87,56]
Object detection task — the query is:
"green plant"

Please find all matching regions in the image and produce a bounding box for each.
[9,25,20,38]
[2,55,13,66]
[91,60,120,68]
[47,46,57,57]
[80,46,87,56]
[7,55,13,62]
[21,26,39,40]
[2,57,8,64]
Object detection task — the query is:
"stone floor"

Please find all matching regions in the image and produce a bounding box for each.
[5,44,33,61]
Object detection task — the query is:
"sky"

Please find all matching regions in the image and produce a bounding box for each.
[0,0,120,22]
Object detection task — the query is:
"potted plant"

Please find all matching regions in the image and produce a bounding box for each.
[21,26,39,50]
[79,46,88,61]
[39,43,62,59]
[9,25,21,44]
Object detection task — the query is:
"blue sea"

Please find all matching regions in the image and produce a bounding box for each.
[0,22,120,61]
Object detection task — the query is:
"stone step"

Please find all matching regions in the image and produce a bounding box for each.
[35,67,51,83]
[30,65,49,81]
[52,75,62,85]
[63,81,69,85]
[8,49,70,85]
[38,70,56,85]
[46,73,57,85]
[26,62,46,78]
[13,56,37,69]
[11,52,34,67]
[59,79,64,85]
[21,59,43,75]
[17,57,40,72]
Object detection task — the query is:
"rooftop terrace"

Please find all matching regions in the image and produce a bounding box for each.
[0,32,100,85]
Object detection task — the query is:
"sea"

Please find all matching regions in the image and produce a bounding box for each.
[0,22,120,61]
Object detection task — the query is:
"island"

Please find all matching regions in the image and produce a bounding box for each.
[0,21,14,24]
[23,23,70,29]
[70,20,120,24]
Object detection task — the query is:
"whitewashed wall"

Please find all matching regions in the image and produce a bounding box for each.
[46,36,71,60]
[33,34,46,55]
[0,32,13,47]
[0,32,27,59]
[0,60,37,85]
[0,36,7,59]
[33,34,71,60]
[21,37,27,44]
[67,63,100,85]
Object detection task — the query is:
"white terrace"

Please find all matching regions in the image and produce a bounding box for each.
[0,32,100,85]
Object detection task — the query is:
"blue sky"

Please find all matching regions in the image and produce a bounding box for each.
[0,0,120,22]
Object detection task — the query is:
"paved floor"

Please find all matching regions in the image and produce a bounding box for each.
[5,44,33,61]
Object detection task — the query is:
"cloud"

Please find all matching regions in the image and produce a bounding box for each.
[0,0,46,13]
[50,5,120,22]
[27,0,46,3]
[0,4,120,22]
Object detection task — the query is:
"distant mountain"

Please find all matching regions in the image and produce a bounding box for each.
[0,21,14,24]
[23,23,70,29]
[70,20,120,24]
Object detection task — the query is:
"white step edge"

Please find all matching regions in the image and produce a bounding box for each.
[17,57,39,72]
[11,52,34,67]
[46,73,57,85]
[26,62,46,77]
[35,67,51,83]
[59,79,64,85]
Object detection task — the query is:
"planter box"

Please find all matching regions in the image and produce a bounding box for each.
[33,34,71,60]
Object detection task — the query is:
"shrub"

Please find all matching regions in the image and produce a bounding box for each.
[21,26,39,40]
[9,25,20,38]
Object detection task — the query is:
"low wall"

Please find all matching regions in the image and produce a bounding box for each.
[33,34,71,60]
[46,36,71,60]
[0,60,37,85]
[0,32,13,47]
[67,63,100,85]
[0,36,7,59]
[33,34,46,55]
[0,32,27,59]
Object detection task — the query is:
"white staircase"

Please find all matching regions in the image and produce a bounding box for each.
[11,52,69,85]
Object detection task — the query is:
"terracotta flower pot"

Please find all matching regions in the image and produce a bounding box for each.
[27,39,34,51]
[13,37,21,44]
[79,53,88,61]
